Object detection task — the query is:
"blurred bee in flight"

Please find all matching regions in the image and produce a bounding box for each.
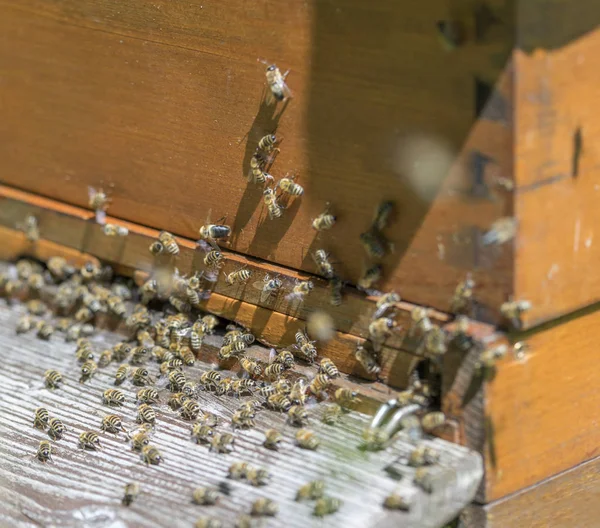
[88,186,109,225]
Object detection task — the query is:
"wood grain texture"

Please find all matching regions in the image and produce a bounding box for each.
[0,0,516,321]
[0,290,481,527]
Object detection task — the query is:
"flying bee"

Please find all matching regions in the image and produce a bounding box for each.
[253,273,282,303]
[451,274,475,313]
[36,321,54,340]
[266,393,292,412]
[408,444,440,467]
[369,317,397,351]
[295,429,319,450]
[210,432,235,454]
[355,344,381,376]
[79,360,97,383]
[36,440,52,462]
[287,405,309,426]
[421,412,447,433]
[482,216,518,245]
[230,379,255,397]
[181,400,201,421]
[168,370,187,392]
[195,518,222,528]
[374,292,401,319]
[88,186,108,223]
[203,249,225,269]
[137,387,159,404]
[137,404,156,426]
[273,349,295,369]
[239,357,263,378]
[262,187,283,219]
[500,299,532,329]
[277,174,304,196]
[263,429,282,450]
[262,61,291,104]
[19,215,40,242]
[335,388,361,408]
[247,467,269,486]
[289,379,308,405]
[228,461,250,480]
[312,204,336,231]
[312,249,335,279]
[329,276,343,306]
[192,487,219,506]
[103,223,129,237]
[132,367,153,386]
[373,200,394,231]
[296,480,325,501]
[200,370,221,390]
[383,493,411,511]
[44,369,62,389]
[309,373,331,398]
[103,388,125,407]
[33,407,49,429]
[360,228,388,259]
[225,267,253,286]
[16,314,34,335]
[191,423,215,444]
[79,431,102,450]
[263,363,284,381]
[322,404,342,425]
[122,482,140,506]
[101,414,128,435]
[232,409,255,429]
[98,349,113,368]
[141,444,162,465]
[319,358,340,379]
[251,497,278,517]
[156,231,179,255]
[285,279,313,304]
[48,417,66,440]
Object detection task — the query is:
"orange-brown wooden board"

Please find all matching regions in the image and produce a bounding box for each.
[0,0,515,321]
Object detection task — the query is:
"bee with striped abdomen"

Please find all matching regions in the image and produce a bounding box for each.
[257,133,280,155]
[113,342,132,363]
[114,364,130,386]
[266,393,292,412]
[277,174,304,196]
[203,249,225,270]
[292,330,317,363]
[273,349,295,369]
[157,231,179,255]
[199,216,231,244]
[335,388,361,408]
[285,279,313,304]
[247,467,269,486]
[168,370,187,392]
[360,228,388,259]
[230,379,255,397]
[263,429,282,450]
[262,188,283,220]
[312,250,335,279]
[79,360,97,383]
[210,432,235,454]
[374,292,401,319]
[262,61,291,104]
[309,373,331,398]
[181,400,201,421]
[312,204,336,231]
[248,153,274,185]
[137,404,156,426]
[287,405,309,426]
[48,417,66,440]
[33,407,49,429]
[273,378,291,394]
[231,409,255,429]
[79,431,102,450]
[239,356,263,378]
[319,358,340,378]
[368,317,397,352]
[264,363,284,381]
[36,321,54,340]
[101,414,128,435]
[322,404,342,425]
[132,367,153,386]
[98,349,113,368]
[103,388,125,407]
[314,497,341,517]
[179,346,196,366]
[36,440,52,462]
[191,423,215,444]
[137,387,159,404]
[141,444,162,465]
[200,370,221,390]
[44,369,63,389]
[251,497,278,517]
[225,267,253,286]
[289,379,308,406]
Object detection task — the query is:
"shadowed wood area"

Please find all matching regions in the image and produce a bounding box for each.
[0,294,480,527]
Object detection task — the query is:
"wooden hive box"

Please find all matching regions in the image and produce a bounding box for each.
[2,0,600,526]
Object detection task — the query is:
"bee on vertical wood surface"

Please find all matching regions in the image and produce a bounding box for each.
[383,493,411,511]
[195,518,222,528]
[287,405,309,426]
[368,317,397,351]
[203,249,225,270]
[277,174,304,196]
[103,388,125,406]
[141,444,163,465]
[251,497,278,516]
[103,224,129,237]
[451,274,475,313]
[123,482,140,506]
[335,388,361,408]
[373,201,394,231]
[257,133,280,155]
[312,250,335,279]
[374,292,401,319]
[262,187,283,220]
[101,414,128,435]
[482,216,517,245]
[79,431,102,450]
[210,432,235,454]
[295,429,319,450]
[253,273,282,302]
[88,186,108,220]
[322,404,342,425]
[296,480,325,501]
[79,360,97,383]
[285,279,313,304]
[191,423,215,444]
[312,204,336,231]
[36,440,52,462]
[308,373,331,397]
[248,152,274,185]
[314,497,341,517]
[19,215,40,242]
[500,299,531,329]
[263,429,282,450]
[157,231,179,255]
[354,344,381,376]
[199,214,232,244]
[44,369,63,389]
[36,321,54,340]
[48,417,66,440]
[225,267,253,286]
[476,345,508,381]
[33,407,49,429]
[261,61,291,104]
[193,487,219,505]
[16,314,34,334]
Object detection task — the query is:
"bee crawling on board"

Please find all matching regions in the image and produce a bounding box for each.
[16,314,35,335]
[296,480,325,501]
[383,492,412,511]
[276,173,304,197]
[285,279,313,305]
[225,266,253,286]
[262,187,284,220]
[329,275,344,306]
[368,316,398,352]
[312,203,336,231]
[291,329,317,363]
[36,440,53,463]
[141,444,163,465]
[256,133,281,159]
[33,407,49,430]
[263,429,282,450]
[251,497,279,517]
[48,417,66,440]
[335,388,361,409]
[252,273,282,302]
[295,429,319,450]
[259,60,292,105]
[123,482,140,506]
[44,369,63,389]
[195,518,222,528]
[361,427,390,451]
[103,224,129,237]
[79,431,102,451]
[87,186,109,225]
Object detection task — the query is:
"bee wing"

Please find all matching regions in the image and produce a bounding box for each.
[196,240,212,254]
[281,78,293,100]
[252,280,266,292]
[87,186,97,202]
[264,89,276,106]
[259,289,272,303]
[95,210,107,226]
[268,348,277,363]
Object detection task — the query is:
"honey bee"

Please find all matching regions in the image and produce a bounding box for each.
[253,273,282,303]
[295,429,319,450]
[215,377,233,395]
[247,467,269,486]
[383,493,411,511]
[289,379,308,406]
[36,321,54,340]
[103,388,125,406]
[296,480,325,501]
[132,367,153,386]
[106,295,127,318]
[195,518,222,528]
[25,300,46,317]
[137,387,159,404]
[33,407,49,429]
[19,215,40,242]
[46,256,74,280]
[169,370,187,392]
[228,461,250,479]
[266,393,292,412]
[413,467,435,493]
[408,307,433,338]
[74,307,93,324]
[232,409,255,429]
[225,267,253,286]
[328,276,343,306]
[277,174,304,196]
[408,444,440,467]
[251,497,278,517]
[79,431,102,450]
[273,349,295,369]
[199,216,231,243]
[285,279,313,304]
[192,487,219,505]
[168,392,189,410]
[154,231,179,255]
[482,216,518,245]
[312,249,334,279]
[36,440,52,462]
[374,292,401,319]
[319,358,340,379]
[88,186,108,221]
[368,317,397,351]
[210,432,235,453]
[113,342,132,362]
[203,249,225,269]
[141,444,162,465]
[312,204,336,231]
[80,260,102,281]
[200,370,221,390]
[360,228,389,259]
[287,405,309,426]
[308,373,331,397]
[122,482,140,506]
[361,427,390,451]
[421,412,446,433]
[191,423,215,444]
[292,330,317,363]
[263,429,282,450]
[169,295,192,314]
[103,223,129,237]
[263,363,284,381]
[451,274,475,313]
[179,346,196,366]
[263,187,283,220]
[335,388,361,408]
[322,404,342,425]
[500,299,532,329]
[248,153,274,185]
[137,404,156,426]
[75,338,94,362]
[257,383,276,398]
[16,314,34,334]
[47,417,66,440]
[373,200,394,231]
[230,379,255,397]
[181,400,201,421]
[262,61,291,104]
[314,497,341,517]
[27,273,45,292]
[44,369,63,389]
[354,344,381,376]
[132,344,152,364]
[79,360,97,383]
[257,133,280,154]
[101,414,128,435]
[420,326,448,357]
[131,431,150,451]
[476,345,508,380]
[112,364,129,386]
[98,349,113,368]
[201,315,218,333]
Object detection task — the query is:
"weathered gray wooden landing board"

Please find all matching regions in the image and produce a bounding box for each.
[0,303,480,528]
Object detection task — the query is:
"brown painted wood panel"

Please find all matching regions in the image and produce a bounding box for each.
[0,0,514,320]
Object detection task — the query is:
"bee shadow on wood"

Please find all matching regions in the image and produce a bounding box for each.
[230,96,290,247]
